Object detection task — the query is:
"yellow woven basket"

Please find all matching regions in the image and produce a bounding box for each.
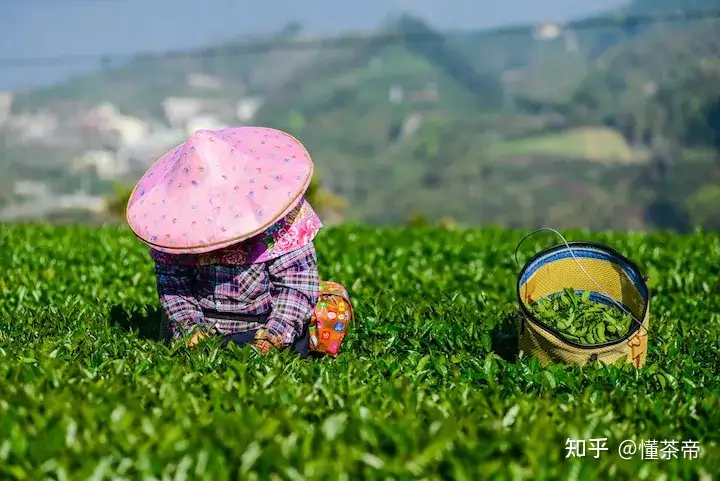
[516,239,650,368]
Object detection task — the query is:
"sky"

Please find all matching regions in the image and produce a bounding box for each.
[0,0,629,91]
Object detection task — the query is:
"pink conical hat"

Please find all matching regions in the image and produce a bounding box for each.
[126,126,314,254]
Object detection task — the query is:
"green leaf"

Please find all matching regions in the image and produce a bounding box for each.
[322,413,348,441]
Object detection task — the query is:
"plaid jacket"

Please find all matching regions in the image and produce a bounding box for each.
[154,242,320,347]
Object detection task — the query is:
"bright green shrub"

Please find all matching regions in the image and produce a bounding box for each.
[0,225,718,479]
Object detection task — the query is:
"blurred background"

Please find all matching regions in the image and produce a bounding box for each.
[1,0,719,231]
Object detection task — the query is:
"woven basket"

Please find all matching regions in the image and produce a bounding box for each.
[516,241,650,367]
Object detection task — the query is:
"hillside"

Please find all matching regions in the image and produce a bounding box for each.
[10,32,323,118]
[626,0,720,14]
[450,0,720,105]
[568,19,720,146]
[2,3,720,231]
[350,119,710,229]
[250,16,507,187]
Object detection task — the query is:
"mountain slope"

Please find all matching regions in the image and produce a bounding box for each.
[249,15,505,179]
[10,31,326,117]
[256,15,504,119]
[625,0,720,14]
[3,4,719,231]
[568,19,720,146]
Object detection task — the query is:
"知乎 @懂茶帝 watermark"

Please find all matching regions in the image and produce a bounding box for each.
[565,438,701,460]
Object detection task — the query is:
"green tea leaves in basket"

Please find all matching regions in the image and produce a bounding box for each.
[529,288,633,345]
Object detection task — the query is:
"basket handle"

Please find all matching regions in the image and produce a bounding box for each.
[513,227,558,269]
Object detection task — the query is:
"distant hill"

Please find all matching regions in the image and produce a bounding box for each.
[3,4,720,231]
[567,19,720,148]
[448,0,720,103]
[626,0,720,14]
[252,15,506,173]
[10,31,323,119]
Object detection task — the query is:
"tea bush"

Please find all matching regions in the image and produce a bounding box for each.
[1,224,719,479]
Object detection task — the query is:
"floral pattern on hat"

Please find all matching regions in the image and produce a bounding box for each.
[150,198,323,267]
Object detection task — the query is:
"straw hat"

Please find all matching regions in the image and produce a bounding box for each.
[126,126,314,255]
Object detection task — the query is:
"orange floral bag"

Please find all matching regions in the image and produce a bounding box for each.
[309,281,354,357]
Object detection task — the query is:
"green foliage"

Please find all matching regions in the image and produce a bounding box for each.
[104,182,133,220]
[529,288,634,345]
[567,20,720,147]
[304,171,348,216]
[625,0,720,15]
[392,15,504,110]
[686,182,720,229]
[483,127,647,163]
[0,224,719,478]
[405,212,432,227]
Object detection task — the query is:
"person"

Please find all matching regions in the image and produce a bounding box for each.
[125,126,346,357]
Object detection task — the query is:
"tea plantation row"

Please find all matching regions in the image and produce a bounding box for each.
[1,224,719,479]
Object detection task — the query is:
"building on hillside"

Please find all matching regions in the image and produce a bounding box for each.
[0,201,53,221]
[80,103,150,150]
[185,116,229,137]
[162,97,206,129]
[85,102,119,125]
[236,97,264,123]
[107,115,149,149]
[401,113,423,139]
[58,192,106,213]
[78,103,119,146]
[0,192,105,221]
[389,85,404,104]
[72,150,125,180]
[120,128,187,172]
[643,82,658,97]
[13,180,51,199]
[0,92,13,128]
[5,111,58,143]
[187,73,223,90]
[534,23,562,40]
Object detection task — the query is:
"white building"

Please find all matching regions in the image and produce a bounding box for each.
[6,111,58,142]
[73,150,124,180]
[187,73,223,90]
[401,113,423,139]
[162,97,206,129]
[0,92,13,128]
[109,116,149,148]
[236,97,264,123]
[534,23,562,40]
[389,86,404,105]
[185,115,229,137]
[13,180,51,199]
[81,103,150,149]
[121,128,187,170]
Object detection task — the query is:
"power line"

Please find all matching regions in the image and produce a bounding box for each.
[19,0,131,2]
[1,9,719,68]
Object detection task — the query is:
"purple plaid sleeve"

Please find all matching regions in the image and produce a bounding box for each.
[154,261,207,339]
[257,242,320,347]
